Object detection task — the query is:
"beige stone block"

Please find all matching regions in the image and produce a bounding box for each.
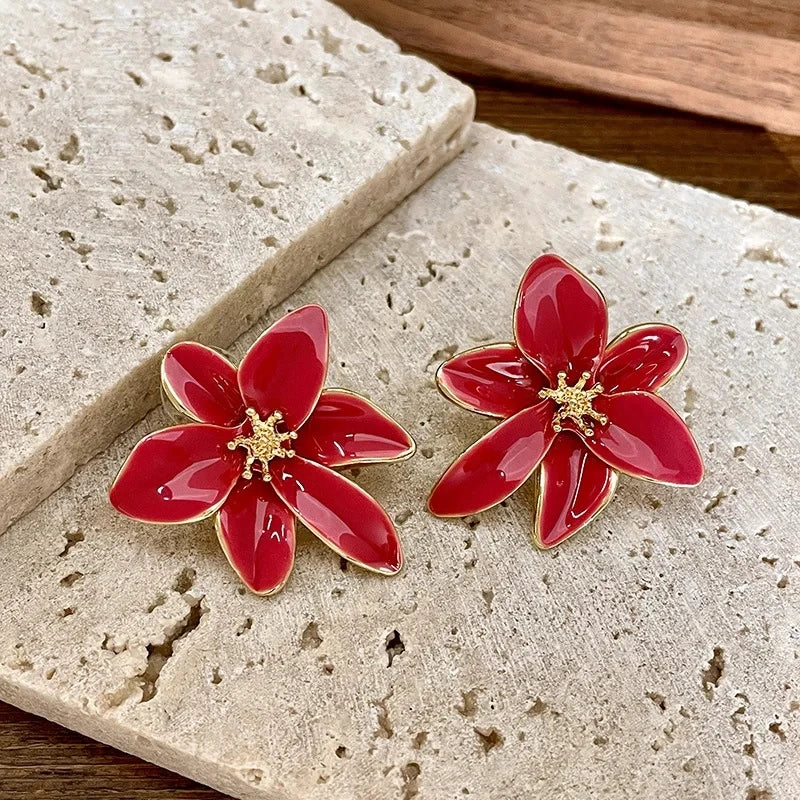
[0,0,474,532]
[0,123,797,799]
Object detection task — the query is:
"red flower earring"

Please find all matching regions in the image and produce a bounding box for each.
[110,305,415,595]
[428,254,704,548]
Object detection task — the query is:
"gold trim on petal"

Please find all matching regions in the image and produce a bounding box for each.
[214,512,295,597]
[600,321,689,390]
[531,463,619,550]
[314,387,417,466]
[433,342,519,419]
[159,342,241,423]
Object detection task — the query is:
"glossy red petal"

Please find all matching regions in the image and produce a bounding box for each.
[293,390,415,467]
[216,478,296,595]
[514,254,608,383]
[270,456,402,574]
[585,392,704,486]
[597,324,688,394]
[436,343,547,418]
[238,305,328,430]
[161,342,245,426]
[109,425,242,523]
[428,401,556,517]
[534,433,617,548]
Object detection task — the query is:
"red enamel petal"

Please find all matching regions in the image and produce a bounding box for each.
[597,324,688,394]
[514,254,608,382]
[270,456,402,574]
[216,478,296,595]
[162,342,246,426]
[238,305,328,430]
[293,390,415,467]
[534,433,617,548]
[436,343,547,418]
[428,401,556,517]
[109,425,242,523]
[585,392,704,486]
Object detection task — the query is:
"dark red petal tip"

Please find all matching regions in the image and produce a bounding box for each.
[216,479,296,595]
[238,305,329,430]
[514,254,608,382]
[428,401,556,517]
[109,424,242,524]
[534,433,617,548]
[598,323,688,394]
[162,342,245,426]
[294,390,415,467]
[586,392,704,486]
[436,343,547,418]
[270,456,403,574]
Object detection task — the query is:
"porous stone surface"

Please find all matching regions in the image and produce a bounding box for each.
[0,0,474,533]
[1,123,798,799]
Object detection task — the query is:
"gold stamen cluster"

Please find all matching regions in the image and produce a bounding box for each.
[539,371,608,437]
[228,408,297,481]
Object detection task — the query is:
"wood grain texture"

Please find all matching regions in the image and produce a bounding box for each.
[472,83,800,217]
[0,701,230,799]
[337,0,800,134]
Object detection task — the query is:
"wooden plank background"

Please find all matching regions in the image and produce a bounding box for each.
[337,0,800,134]
[2,3,800,798]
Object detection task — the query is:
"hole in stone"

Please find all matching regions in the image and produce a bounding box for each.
[60,571,84,587]
[141,596,205,702]
[385,630,405,666]
[31,165,62,191]
[236,616,253,636]
[701,647,725,699]
[255,63,289,84]
[417,75,436,93]
[170,143,204,165]
[30,291,52,317]
[401,761,421,799]
[456,689,478,718]
[158,196,177,215]
[474,727,504,754]
[172,567,196,594]
[59,528,84,557]
[768,721,785,741]
[300,621,322,650]
[58,134,79,163]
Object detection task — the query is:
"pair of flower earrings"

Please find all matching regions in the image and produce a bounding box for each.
[110,254,704,595]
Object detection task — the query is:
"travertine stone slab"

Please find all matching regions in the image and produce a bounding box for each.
[0,0,474,533]
[1,123,798,799]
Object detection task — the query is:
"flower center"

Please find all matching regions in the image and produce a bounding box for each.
[228,408,298,482]
[539,371,608,437]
